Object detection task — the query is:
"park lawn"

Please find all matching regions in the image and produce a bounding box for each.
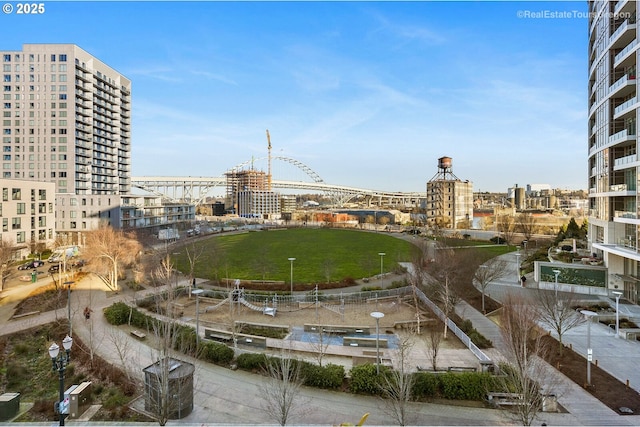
[174,228,417,284]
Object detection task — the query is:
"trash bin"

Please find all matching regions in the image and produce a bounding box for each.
[31,271,37,283]
[542,394,557,412]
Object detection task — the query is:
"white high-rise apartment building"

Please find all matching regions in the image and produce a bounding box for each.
[588,1,640,303]
[1,44,131,239]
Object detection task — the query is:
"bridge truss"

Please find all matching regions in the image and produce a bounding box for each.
[132,156,425,208]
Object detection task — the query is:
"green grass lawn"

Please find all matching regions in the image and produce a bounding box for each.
[173,228,418,284]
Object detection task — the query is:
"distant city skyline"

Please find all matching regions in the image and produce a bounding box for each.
[2,1,588,192]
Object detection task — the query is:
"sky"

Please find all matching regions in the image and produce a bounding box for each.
[2,1,589,193]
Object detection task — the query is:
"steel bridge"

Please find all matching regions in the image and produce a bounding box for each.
[131,156,425,207]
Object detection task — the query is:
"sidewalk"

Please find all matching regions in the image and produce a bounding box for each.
[465,251,640,425]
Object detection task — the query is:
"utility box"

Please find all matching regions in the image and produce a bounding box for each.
[69,381,92,419]
[0,392,20,421]
[143,358,194,419]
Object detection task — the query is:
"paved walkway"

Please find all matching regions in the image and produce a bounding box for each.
[463,251,640,426]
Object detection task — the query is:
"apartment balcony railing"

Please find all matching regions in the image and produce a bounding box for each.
[609,128,636,144]
[609,73,636,96]
[614,153,638,167]
[614,39,638,64]
[614,96,637,117]
[614,210,637,219]
[610,17,637,46]
[610,184,628,191]
[617,236,637,250]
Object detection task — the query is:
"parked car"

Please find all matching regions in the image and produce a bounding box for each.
[18,260,44,270]
[70,259,86,268]
[48,264,60,273]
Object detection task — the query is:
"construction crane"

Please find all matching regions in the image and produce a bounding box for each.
[266,129,272,191]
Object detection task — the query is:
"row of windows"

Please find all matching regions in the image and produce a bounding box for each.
[2,64,68,73]
[3,128,68,135]
[1,188,48,201]
[2,172,68,182]
[0,228,53,243]
[2,53,67,62]
[3,87,68,98]
[2,102,67,113]
[2,154,68,160]
[3,95,67,107]
[2,120,68,127]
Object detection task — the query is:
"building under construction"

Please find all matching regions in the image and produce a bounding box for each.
[426,156,473,229]
[224,169,280,218]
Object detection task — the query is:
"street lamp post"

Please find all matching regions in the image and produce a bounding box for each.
[580,310,597,387]
[192,289,204,347]
[552,269,560,301]
[288,257,296,306]
[613,291,623,338]
[515,251,521,285]
[370,311,385,375]
[63,281,74,337]
[48,335,73,426]
[378,252,385,287]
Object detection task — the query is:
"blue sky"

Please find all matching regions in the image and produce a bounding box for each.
[2,1,588,193]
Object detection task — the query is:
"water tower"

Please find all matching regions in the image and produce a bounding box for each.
[426,156,473,229]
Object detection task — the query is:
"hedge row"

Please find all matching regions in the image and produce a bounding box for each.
[235,353,345,390]
[350,364,496,401]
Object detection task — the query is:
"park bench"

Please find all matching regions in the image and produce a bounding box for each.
[11,310,40,320]
[448,366,477,372]
[487,392,525,407]
[130,330,146,340]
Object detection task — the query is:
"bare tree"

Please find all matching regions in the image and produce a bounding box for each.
[184,241,204,297]
[535,290,584,356]
[145,254,196,426]
[84,224,142,292]
[322,258,335,284]
[497,214,517,246]
[308,329,333,367]
[379,336,416,426]
[259,351,307,426]
[517,212,538,241]
[0,240,16,292]
[425,326,443,371]
[495,293,554,426]
[473,257,509,313]
[425,244,471,339]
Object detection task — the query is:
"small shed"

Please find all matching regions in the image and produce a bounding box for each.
[143,358,195,419]
[0,393,20,421]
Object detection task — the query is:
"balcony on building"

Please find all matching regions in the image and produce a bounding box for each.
[609,127,637,145]
[614,153,639,170]
[613,96,638,119]
[613,39,638,68]
[609,13,637,50]
[609,71,637,98]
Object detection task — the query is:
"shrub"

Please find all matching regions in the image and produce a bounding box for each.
[490,236,506,244]
[300,362,344,389]
[200,341,234,365]
[438,372,492,400]
[103,302,131,325]
[349,364,386,395]
[236,352,269,371]
[412,372,439,399]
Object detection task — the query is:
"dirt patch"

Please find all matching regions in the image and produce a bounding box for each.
[542,335,640,415]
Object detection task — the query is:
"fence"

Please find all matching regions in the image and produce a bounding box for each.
[203,285,493,366]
